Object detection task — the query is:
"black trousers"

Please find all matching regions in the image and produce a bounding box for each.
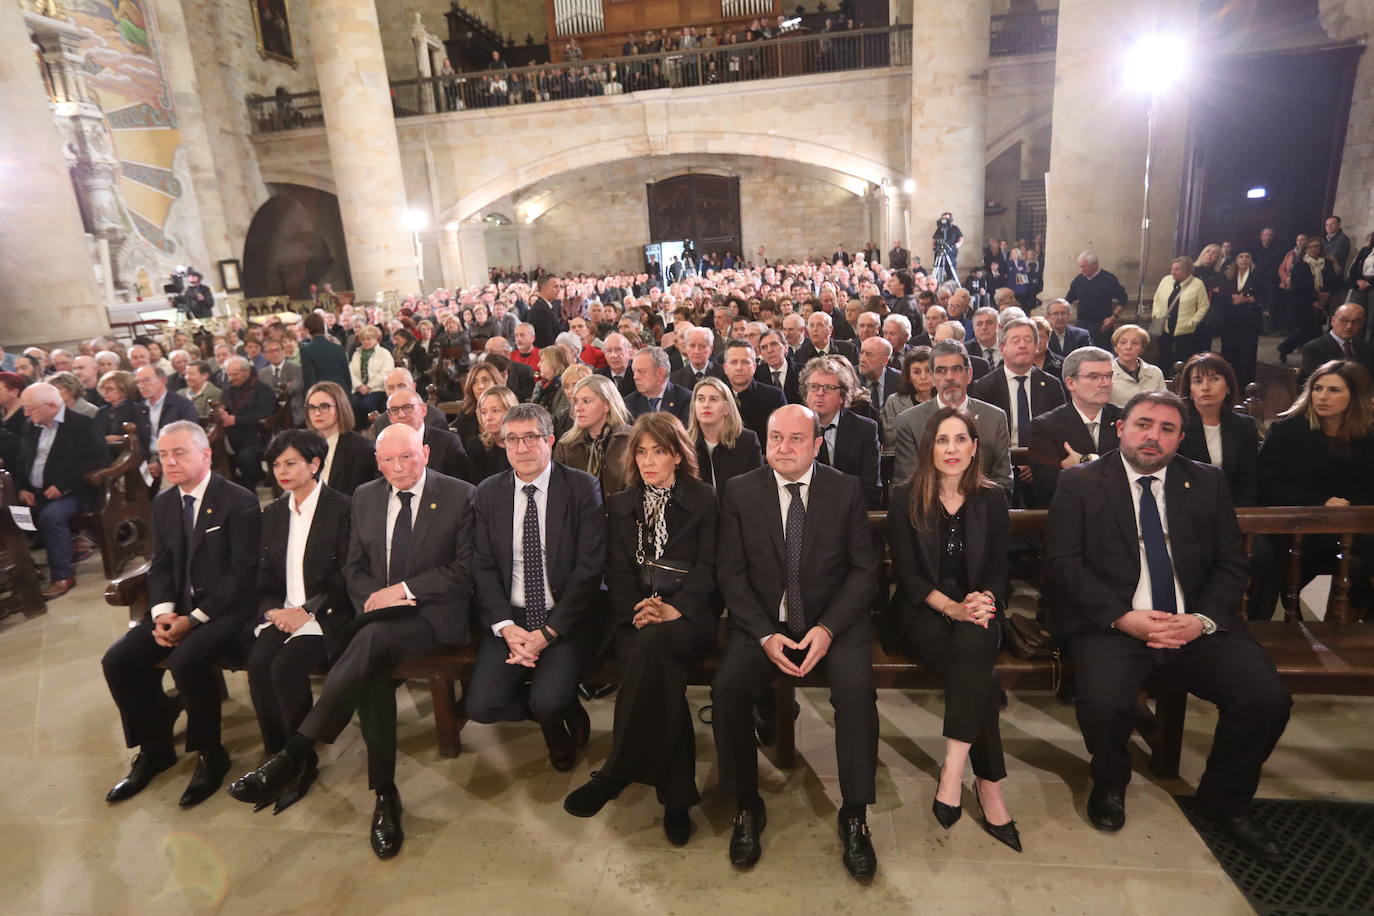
[1070,629,1290,816]
[711,628,878,808]
[102,615,244,755]
[1279,300,1323,356]
[464,630,585,727]
[297,613,447,790]
[229,436,264,489]
[900,606,1006,781]
[599,618,713,808]
[245,627,328,755]
[1220,307,1262,389]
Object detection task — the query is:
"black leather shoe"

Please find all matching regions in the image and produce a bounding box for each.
[663,807,693,846]
[728,805,767,868]
[179,751,230,808]
[932,769,962,828]
[227,752,305,807]
[272,754,319,815]
[106,750,176,803]
[370,788,404,859]
[564,700,591,748]
[541,719,576,772]
[563,771,627,817]
[1207,806,1284,866]
[974,779,1022,853]
[1087,785,1126,832]
[838,813,877,878]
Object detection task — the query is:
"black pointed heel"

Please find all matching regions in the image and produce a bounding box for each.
[974,778,1022,853]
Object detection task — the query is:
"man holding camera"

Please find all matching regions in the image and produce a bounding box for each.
[184,271,215,319]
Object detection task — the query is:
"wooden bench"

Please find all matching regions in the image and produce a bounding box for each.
[71,421,151,580]
[0,465,45,620]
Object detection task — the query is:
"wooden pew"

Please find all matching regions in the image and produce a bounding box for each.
[71,421,151,580]
[0,465,46,620]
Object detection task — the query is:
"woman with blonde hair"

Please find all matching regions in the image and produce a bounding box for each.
[534,344,574,429]
[686,376,760,489]
[347,324,394,427]
[95,370,140,447]
[463,386,517,483]
[554,375,632,495]
[1109,324,1166,407]
[452,361,507,442]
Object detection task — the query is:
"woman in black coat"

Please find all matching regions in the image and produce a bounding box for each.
[243,430,354,812]
[886,406,1019,851]
[1279,236,1342,359]
[1174,354,1260,507]
[304,382,376,496]
[562,412,719,847]
[1346,232,1374,311]
[462,386,516,484]
[685,376,761,490]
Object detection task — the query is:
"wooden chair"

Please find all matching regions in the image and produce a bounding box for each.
[0,465,45,620]
[71,421,152,580]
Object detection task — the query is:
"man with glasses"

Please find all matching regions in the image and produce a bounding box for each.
[369,368,446,436]
[800,355,882,508]
[261,339,304,426]
[133,366,199,486]
[891,339,1012,492]
[1299,303,1368,380]
[1028,347,1121,506]
[384,388,467,480]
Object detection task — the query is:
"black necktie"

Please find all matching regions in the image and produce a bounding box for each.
[522,484,548,629]
[1167,281,1182,333]
[772,369,781,388]
[869,379,880,406]
[1014,375,1031,447]
[1343,339,1354,359]
[784,482,806,636]
[985,347,995,363]
[817,423,836,465]
[1136,476,1178,614]
[182,493,196,610]
[389,491,413,586]
[649,397,661,413]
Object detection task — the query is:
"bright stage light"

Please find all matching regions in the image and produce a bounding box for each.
[1122,33,1188,94]
[902,178,915,193]
[1246,187,1267,199]
[404,209,429,231]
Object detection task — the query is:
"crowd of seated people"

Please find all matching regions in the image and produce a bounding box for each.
[2,220,1371,877]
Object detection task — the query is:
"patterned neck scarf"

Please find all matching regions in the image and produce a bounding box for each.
[641,482,673,560]
[585,424,612,478]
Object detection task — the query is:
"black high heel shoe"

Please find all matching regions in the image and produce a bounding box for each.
[932,769,962,829]
[974,778,1022,853]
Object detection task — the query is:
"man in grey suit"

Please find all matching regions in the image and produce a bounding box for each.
[891,339,1013,492]
[261,339,304,426]
[228,423,476,860]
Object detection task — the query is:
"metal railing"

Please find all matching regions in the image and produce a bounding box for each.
[989,9,1057,57]
[248,25,912,132]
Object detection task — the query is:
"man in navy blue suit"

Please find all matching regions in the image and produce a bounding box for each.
[1045,299,1093,374]
[623,346,691,425]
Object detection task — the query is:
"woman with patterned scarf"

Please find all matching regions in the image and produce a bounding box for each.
[553,375,632,496]
[562,412,719,847]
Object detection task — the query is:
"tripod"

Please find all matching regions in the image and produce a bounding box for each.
[932,242,961,287]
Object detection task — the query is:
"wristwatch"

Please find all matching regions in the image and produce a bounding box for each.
[1079,452,1098,464]
[1190,613,1218,635]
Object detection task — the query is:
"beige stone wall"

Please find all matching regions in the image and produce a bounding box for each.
[531,185,650,274]
[1323,0,1374,250]
[738,166,867,263]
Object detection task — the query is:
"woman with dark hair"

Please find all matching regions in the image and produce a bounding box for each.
[562,412,718,846]
[1278,237,1341,362]
[304,381,375,496]
[879,346,934,442]
[886,406,1019,851]
[1174,353,1260,506]
[0,371,27,436]
[685,376,760,489]
[390,328,429,379]
[243,429,354,812]
[1255,360,1374,618]
[463,386,517,483]
[451,362,507,443]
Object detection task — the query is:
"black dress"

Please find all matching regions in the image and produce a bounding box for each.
[463,436,511,483]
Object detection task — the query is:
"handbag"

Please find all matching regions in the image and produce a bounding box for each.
[635,519,689,598]
[999,611,1058,660]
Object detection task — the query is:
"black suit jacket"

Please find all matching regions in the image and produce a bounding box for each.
[257,485,354,653]
[967,354,991,382]
[148,473,261,621]
[794,337,858,366]
[299,335,352,390]
[505,361,537,402]
[826,409,883,508]
[345,470,476,646]
[669,362,721,391]
[716,463,878,643]
[323,430,377,496]
[1178,410,1260,507]
[1258,414,1374,507]
[221,379,278,449]
[528,297,560,347]
[18,409,105,496]
[471,462,606,637]
[1046,453,1249,639]
[969,366,1066,446]
[423,425,469,481]
[595,365,636,398]
[887,483,1010,610]
[1045,325,1093,366]
[755,359,802,404]
[732,380,786,443]
[134,392,200,456]
[1300,332,1370,380]
[1028,402,1122,507]
[695,429,762,490]
[623,382,692,425]
[862,366,904,410]
[605,480,720,637]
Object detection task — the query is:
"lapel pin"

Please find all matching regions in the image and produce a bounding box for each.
[430,503,437,509]
[205,508,213,515]
[1183,481,1191,489]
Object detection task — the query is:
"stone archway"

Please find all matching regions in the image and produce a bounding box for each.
[241,184,351,298]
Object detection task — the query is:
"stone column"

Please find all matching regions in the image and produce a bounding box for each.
[1042,0,1197,306]
[438,224,464,290]
[909,0,990,276]
[0,2,107,345]
[457,222,490,289]
[516,223,538,275]
[412,13,436,114]
[308,0,414,302]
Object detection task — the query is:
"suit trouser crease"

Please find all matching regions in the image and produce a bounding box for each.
[246,628,328,754]
[464,631,584,726]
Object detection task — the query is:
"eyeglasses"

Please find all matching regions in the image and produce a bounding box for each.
[387,404,420,416]
[1074,372,1114,384]
[931,365,968,377]
[306,402,335,413]
[505,432,547,449]
[805,383,843,394]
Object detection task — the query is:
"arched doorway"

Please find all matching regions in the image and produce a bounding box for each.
[241,184,351,298]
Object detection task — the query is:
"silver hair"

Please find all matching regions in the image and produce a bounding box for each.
[1077,251,1100,266]
[997,317,1039,346]
[973,306,999,320]
[636,346,671,372]
[997,306,1027,327]
[158,419,210,451]
[1062,346,1114,379]
[502,402,554,437]
[883,313,912,335]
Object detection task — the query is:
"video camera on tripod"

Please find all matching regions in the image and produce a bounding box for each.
[931,213,962,286]
[163,267,190,313]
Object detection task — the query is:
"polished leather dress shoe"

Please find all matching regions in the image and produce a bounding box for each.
[1087,785,1126,832]
[728,805,767,868]
[974,780,1022,853]
[370,789,404,859]
[563,771,627,817]
[564,700,591,748]
[663,807,693,847]
[838,814,877,878]
[179,751,231,808]
[541,719,576,772]
[272,754,319,815]
[42,577,76,599]
[1206,805,1284,866]
[227,752,304,806]
[106,750,176,803]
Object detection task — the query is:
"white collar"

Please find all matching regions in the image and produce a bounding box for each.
[1122,452,1169,487]
[772,463,815,492]
[288,480,322,516]
[391,468,427,500]
[180,470,213,504]
[1003,364,1031,383]
[1074,402,1105,425]
[515,461,554,494]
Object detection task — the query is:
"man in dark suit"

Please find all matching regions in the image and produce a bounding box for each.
[385,389,468,480]
[970,318,1065,504]
[370,368,448,436]
[594,332,637,397]
[261,338,305,426]
[1300,303,1368,379]
[882,315,914,370]
[102,420,260,805]
[1044,299,1093,374]
[16,383,107,598]
[1028,347,1120,507]
[933,320,990,380]
[480,341,537,402]
[217,357,277,489]
[466,403,606,772]
[228,423,476,858]
[712,404,879,877]
[856,337,902,412]
[801,355,882,508]
[721,339,786,444]
[794,312,858,365]
[755,330,802,403]
[133,366,200,481]
[1046,390,1291,865]
[299,313,352,391]
[669,327,719,390]
[624,347,691,425]
[528,275,562,347]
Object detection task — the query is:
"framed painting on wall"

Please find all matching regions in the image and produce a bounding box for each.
[251,0,296,66]
[218,259,242,292]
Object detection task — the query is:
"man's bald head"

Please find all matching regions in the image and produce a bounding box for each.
[485,336,511,356]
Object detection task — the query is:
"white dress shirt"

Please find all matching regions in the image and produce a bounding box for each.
[146,394,166,436]
[818,413,839,459]
[1074,403,1105,452]
[1122,454,1187,614]
[151,470,214,623]
[321,432,340,486]
[255,484,324,641]
[1001,365,1032,445]
[384,469,426,599]
[29,405,66,490]
[492,462,555,636]
[768,464,815,640]
[1202,423,1224,467]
